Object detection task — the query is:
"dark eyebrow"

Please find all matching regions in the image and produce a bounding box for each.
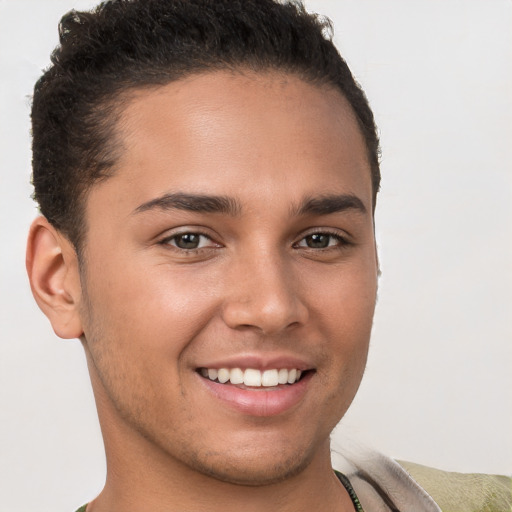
[133,192,242,216]
[294,194,367,217]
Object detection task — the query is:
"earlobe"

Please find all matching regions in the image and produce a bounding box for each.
[26,216,84,339]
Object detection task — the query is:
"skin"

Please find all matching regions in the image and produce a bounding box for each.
[27,71,378,512]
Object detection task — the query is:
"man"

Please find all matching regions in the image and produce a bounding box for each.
[25,1,511,511]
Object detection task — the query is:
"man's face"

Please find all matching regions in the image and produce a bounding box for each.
[78,71,378,485]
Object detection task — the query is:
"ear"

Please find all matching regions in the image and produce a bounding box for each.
[26,216,84,339]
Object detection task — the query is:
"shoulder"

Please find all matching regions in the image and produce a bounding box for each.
[398,460,512,512]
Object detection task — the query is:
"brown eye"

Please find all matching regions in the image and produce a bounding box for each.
[163,232,214,250]
[304,233,331,248]
[174,233,202,249]
[296,232,347,250]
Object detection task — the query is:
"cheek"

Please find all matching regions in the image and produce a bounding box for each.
[317,284,373,416]
[82,255,220,350]
[305,260,376,385]
[307,260,377,335]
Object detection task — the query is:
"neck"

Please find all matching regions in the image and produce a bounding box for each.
[88,414,353,512]
[90,432,353,512]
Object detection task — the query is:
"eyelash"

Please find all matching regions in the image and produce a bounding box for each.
[293,230,351,251]
[159,231,218,252]
[159,229,351,253]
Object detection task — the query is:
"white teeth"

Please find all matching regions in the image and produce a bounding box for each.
[278,368,289,384]
[201,367,303,387]
[229,368,244,385]
[244,368,262,387]
[217,368,230,383]
[261,369,279,387]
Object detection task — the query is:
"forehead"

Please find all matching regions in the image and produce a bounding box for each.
[89,70,372,217]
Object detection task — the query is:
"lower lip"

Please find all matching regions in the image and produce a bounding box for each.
[198,372,313,417]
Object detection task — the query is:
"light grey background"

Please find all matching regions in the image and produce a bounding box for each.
[1,1,510,510]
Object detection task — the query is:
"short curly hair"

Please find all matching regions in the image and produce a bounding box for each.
[31,0,380,253]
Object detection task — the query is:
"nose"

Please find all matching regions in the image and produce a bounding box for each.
[221,251,309,335]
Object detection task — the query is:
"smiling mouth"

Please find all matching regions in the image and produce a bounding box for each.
[198,367,308,388]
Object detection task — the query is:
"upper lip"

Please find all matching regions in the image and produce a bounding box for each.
[195,352,315,371]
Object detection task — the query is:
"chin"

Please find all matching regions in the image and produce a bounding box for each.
[191,449,316,487]
[172,431,325,487]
